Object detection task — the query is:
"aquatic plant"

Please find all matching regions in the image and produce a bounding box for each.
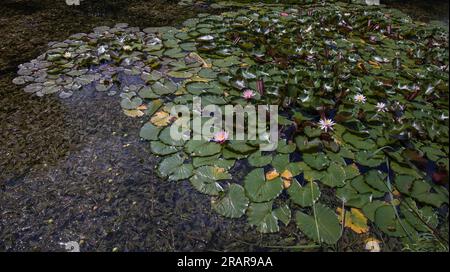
[13,1,449,250]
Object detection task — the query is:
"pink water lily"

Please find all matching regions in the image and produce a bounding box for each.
[318,118,336,133]
[280,12,289,17]
[242,89,255,100]
[213,130,229,144]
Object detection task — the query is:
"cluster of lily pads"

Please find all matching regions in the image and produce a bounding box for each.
[13,1,448,248]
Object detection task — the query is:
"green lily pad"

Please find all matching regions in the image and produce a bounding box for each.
[212,184,249,218]
[288,180,320,207]
[185,140,222,157]
[150,141,181,155]
[244,168,283,203]
[247,201,281,233]
[152,80,178,95]
[139,123,162,140]
[295,203,342,245]
[303,153,329,170]
[190,165,231,195]
[248,151,272,167]
[322,162,347,188]
[120,97,143,110]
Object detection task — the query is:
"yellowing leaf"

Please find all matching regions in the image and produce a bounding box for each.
[356,62,365,70]
[281,169,293,181]
[150,110,171,127]
[281,169,293,189]
[337,207,369,234]
[188,52,211,68]
[187,76,211,83]
[333,137,342,145]
[265,169,280,181]
[213,166,225,175]
[136,104,148,110]
[123,109,145,118]
[368,60,381,69]
[283,179,292,189]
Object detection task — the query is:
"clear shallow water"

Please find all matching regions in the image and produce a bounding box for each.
[0,0,447,251]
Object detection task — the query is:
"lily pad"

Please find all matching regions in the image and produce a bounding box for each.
[212,184,249,218]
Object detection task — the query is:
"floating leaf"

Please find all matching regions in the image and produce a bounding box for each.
[152,80,178,95]
[185,140,222,157]
[280,169,293,189]
[265,169,280,181]
[322,162,347,188]
[288,180,320,207]
[212,184,249,218]
[374,205,416,237]
[247,201,280,233]
[190,165,231,195]
[295,203,342,245]
[123,109,145,118]
[139,123,162,140]
[158,153,185,177]
[244,168,283,202]
[169,163,193,181]
[150,141,181,155]
[271,154,290,173]
[121,97,143,110]
[277,140,296,154]
[248,151,272,167]
[337,207,369,234]
[274,204,291,227]
[303,153,329,170]
[150,110,172,127]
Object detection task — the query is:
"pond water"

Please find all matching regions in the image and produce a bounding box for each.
[0,0,448,252]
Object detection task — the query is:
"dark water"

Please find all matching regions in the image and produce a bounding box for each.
[0,0,447,252]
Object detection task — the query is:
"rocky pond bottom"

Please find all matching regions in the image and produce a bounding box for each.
[1,0,449,251]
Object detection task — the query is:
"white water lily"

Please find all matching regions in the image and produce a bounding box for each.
[63,52,72,59]
[354,93,366,104]
[348,55,358,62]
[198,35,214,41]
[147,37,161,46]
[373,56,389,63]
[304,25,313,33]
[318,118,336,132]
[324,84,333,92]
[425,85,435,95]
[375,102,387,112]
